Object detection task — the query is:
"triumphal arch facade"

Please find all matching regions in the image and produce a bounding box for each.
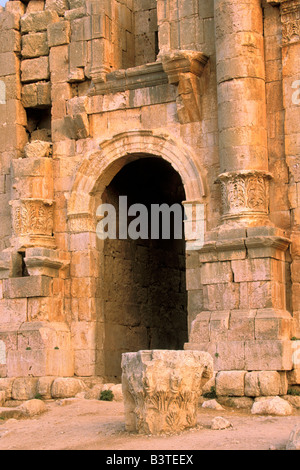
[0,0,299,393]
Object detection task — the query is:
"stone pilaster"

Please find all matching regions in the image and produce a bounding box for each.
[278,0,300,354]
[186,0,293,372]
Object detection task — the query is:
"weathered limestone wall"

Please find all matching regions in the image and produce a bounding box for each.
[0,0,299,394]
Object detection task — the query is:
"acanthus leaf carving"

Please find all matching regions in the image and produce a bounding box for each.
[10,199,54,237]
[280,0,300,44]
[218,171,272,220]
[122,350,213,435]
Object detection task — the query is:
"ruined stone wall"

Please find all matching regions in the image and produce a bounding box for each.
[0,0,299,394]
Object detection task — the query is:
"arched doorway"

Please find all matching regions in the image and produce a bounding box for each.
[68,131,207,381]
[99,157,188,380]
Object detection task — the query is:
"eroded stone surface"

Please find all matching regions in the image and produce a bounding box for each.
[251,396,293,416]
[121,350,213,434]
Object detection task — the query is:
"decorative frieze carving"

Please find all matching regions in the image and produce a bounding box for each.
[217,171,272,221]
[280,0,300,45]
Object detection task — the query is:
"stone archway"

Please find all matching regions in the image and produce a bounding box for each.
[68,130,206,227]
[68,130,207,380]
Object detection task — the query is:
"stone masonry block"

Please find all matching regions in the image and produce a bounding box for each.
[5,1,25,15]
[245,340,293,371]
[287,368,300,385]
[21,11,59,33]
[210,311,230,342]
[26,1,45,14]
[0,251,23,279]
[0,29,21,54]
[0,11,20,31]
[216,371,246,397]
[45,0,70,16]
[189,312,211,343]
[11,377,38,400]
[21,32,49,58]
[228,309,256,341]
[0,98,27,127]
[21,57,50,83]
[215,341,246,371]
[7,349,74,377]
[47,20,71,47]
[0,299,27,324]
[254,309,292,340]
[0,52,19,77]
[201,261,233,285]
[203,283,239,311]
[231,258,283,283]
[49,44,69,83]
[3,276,52,299]
[245,371,282,397]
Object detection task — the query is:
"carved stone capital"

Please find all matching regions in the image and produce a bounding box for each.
[280,0,300,45]
[9,198,55,249]
[217,171,272,222]
[122,350,213,434]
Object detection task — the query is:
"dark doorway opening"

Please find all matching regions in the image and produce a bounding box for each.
[100,157,188,381]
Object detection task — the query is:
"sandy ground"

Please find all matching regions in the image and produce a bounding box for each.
[0,398,299,451]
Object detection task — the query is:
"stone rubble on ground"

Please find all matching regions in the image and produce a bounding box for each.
[202,399,224,411]
[251,396,294,416]
[211,417,233,430]
[19,399,47,417]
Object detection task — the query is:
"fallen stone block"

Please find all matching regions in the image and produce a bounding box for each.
[110,384,123,402]
[19,399,47,417]
[202,399,224,411]
[251,396,293,416]
[84,384,103,400]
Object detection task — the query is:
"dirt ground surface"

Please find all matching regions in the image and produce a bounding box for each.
[0,398,299,451]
